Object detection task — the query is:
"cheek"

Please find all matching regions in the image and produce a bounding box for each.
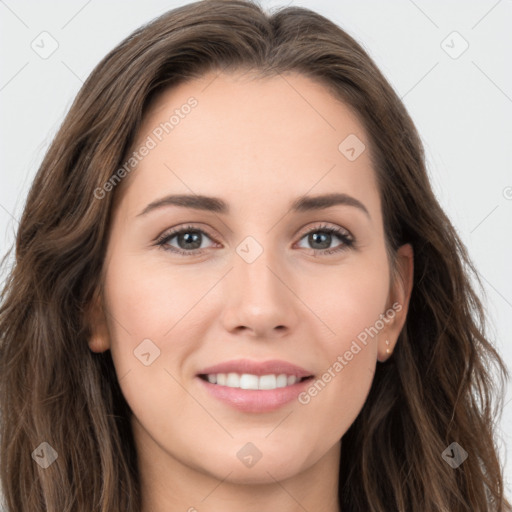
[296,254,389,437]
[100,254,173,378]
[102,254,200,428]
[104,251,199,338]
[102,249,216,391]
[304,251,390,349]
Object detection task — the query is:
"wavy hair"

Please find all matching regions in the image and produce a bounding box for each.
[0,0,510,510]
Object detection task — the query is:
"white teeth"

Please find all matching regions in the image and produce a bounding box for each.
[226,373,239,387]
[239,374,259,390]
[203,372,304,390]
[259,374,276,390]
[276,374,288,387]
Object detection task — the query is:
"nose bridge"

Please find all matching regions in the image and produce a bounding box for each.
[234,233,284,303]
[222,232,298,335]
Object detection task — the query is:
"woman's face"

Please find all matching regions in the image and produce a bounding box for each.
[89,70,412,487]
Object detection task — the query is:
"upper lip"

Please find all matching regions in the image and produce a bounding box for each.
[197,358,314,379]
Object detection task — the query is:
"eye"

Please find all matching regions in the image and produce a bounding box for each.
[155,224,217,256]
[155,222,355,257]
[296,223,354,256]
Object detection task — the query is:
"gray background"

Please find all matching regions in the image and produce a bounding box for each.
[0,0,511,500]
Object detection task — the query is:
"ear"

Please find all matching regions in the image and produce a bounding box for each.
[85,286,111,353]
[377,243,414,362]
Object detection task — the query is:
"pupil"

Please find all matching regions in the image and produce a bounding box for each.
[180,231,201,249]
[310,232,330,249]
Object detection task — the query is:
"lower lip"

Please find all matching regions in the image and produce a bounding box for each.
[196,376,314,413]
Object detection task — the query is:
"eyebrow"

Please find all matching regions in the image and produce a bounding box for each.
[137,192,370,219]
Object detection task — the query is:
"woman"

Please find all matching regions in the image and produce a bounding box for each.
[0,0,510,510]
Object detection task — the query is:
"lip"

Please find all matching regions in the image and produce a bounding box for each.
[197,358,314,379]
[196,375,314,413]
[196,358,315,413]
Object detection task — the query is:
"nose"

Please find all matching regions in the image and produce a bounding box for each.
[221,240,300,339]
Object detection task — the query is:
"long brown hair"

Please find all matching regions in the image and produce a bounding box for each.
[1,0,510,510]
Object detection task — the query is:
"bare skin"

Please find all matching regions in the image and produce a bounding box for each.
[88,70,413,512]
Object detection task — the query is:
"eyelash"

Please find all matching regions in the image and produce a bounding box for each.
[155,223,355,257]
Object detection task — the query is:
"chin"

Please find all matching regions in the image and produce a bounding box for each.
[215,463,301,485]
[197,449,308,485]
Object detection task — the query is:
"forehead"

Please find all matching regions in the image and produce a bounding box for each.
[119,70,381,220]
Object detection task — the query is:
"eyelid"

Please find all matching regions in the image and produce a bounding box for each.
[154,223,219,247]
[155,221,355,255]
[299,222,352,238]
[156,221,351,241]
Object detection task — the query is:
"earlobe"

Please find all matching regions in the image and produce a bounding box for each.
[88,333,110,353]
[377,243,414,362]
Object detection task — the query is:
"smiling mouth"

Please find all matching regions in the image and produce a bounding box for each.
[198,373,314,390]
